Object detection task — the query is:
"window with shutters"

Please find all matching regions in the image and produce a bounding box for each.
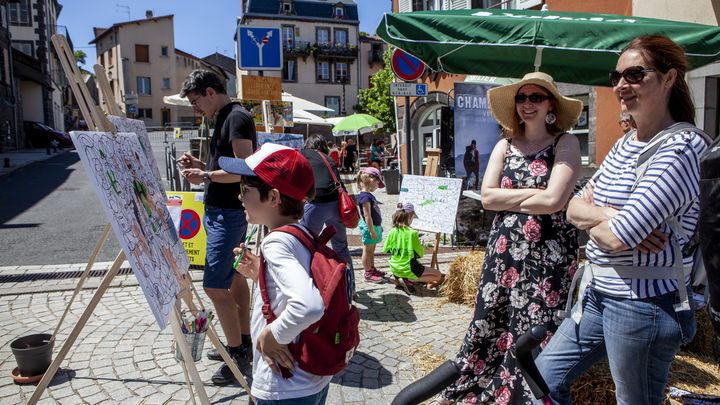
[135,44,149,62]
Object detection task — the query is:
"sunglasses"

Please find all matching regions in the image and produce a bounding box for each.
[609,66,657,86]
[514,93,550,104]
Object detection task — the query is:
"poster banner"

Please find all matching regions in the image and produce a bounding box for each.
[237,100,264,125]
[269,100,293,127]
[70,131,190,329]
[257,132,304,150]
[166,192,207,266]
[453,83,501,190]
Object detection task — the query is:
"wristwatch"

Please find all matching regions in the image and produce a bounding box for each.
[202,171,211,185]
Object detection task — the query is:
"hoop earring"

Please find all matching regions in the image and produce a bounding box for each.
[545,113,557,125]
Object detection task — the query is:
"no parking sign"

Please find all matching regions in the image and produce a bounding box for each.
[167,192,206,266]
[391,49,426,82]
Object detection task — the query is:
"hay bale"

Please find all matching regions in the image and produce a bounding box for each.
[567,351,720,405]
[440,250,485,305]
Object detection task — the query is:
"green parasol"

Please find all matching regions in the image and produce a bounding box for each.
[332,113,384,137]
[376,8,720,86]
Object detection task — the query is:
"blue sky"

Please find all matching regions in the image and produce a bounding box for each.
[57,0,392,70]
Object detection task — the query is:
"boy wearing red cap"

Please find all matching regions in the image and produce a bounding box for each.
[219,143,332,404]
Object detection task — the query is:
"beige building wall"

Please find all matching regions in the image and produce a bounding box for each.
[359,38,386,89]
[632,0,720,136]
[96,16,179,126]
[237,17,360,116]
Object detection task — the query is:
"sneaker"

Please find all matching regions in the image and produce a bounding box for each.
[364,270,383,283]
[207,346,252,365]
[370,267,387,277]
[210,351,251,385]
[211,362,235,385]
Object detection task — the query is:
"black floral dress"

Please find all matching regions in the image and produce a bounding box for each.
[442,135,579,404]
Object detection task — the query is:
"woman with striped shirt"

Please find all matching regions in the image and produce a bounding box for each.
[536,35,706,405]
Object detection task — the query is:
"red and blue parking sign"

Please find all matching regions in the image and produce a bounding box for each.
[179,209,201,240]
[391,49,426,82]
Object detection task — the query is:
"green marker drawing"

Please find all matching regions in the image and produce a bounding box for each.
[438,185,448,190]
[420,200,433,207]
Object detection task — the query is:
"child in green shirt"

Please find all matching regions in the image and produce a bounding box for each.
[383,202,443,293]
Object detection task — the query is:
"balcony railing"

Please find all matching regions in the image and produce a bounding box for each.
[314,43,358,58]
[283,40,312,58]
[368,49,383,67]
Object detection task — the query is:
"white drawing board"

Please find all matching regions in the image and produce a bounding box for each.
[107,115,164,196]
[70,131,190,329]
[398,175,463,235]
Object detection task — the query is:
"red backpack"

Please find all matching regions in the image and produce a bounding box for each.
[258,224,360,377]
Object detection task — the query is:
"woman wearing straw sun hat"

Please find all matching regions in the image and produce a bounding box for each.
[432,72,582,405]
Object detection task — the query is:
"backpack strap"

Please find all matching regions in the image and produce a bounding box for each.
[258,224,316,323]
[632,122,711,190]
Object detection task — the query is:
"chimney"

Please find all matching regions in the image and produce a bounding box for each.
[145,10,153,19]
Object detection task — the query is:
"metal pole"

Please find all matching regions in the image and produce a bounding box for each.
[404,95,412,174]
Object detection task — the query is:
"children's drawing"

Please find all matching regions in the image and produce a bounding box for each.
[70,131,190,329]
[107,115,164,196]
[398,175,463,234]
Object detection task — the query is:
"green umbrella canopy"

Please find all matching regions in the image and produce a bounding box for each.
[332,113,384,136]
[376,8,720,86]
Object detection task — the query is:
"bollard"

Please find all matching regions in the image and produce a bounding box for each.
[3,158,9,168]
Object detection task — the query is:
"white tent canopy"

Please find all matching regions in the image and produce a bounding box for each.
[282,91,333,112]
[294,109,333,126]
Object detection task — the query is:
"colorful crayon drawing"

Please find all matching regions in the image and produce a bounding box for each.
[398,175,463,235]
[107,115,165,197]
[70,131,190,329]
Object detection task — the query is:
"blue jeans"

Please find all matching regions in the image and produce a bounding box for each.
[202,205,248,289]
[253,384,329,405]
[301,200,354,291]
[535,287,696,405]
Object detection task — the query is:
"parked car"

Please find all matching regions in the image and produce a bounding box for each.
[24,121,73,148]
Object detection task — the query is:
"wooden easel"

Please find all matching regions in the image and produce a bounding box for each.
[423,148,442,273]
[28,34,253,404]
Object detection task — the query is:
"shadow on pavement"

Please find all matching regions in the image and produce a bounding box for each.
[0,152,78,225]
[354,288,418,322]
[47,368,76,387]
[333,351,393,389]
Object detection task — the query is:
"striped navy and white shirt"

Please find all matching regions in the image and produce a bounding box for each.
[580,127,707,299]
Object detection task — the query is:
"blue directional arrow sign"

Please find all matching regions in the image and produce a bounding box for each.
[237,26,282,70]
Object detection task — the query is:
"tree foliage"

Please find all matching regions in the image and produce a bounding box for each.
[73,50,86,65]
[357,49,395,133]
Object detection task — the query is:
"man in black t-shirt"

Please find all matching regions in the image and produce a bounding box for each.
[177,70,256,385]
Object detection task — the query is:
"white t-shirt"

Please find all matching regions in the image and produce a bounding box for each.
[250,226,332,400]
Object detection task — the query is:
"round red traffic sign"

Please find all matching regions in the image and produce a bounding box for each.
[391,49,426,82]
[178,209,201,239]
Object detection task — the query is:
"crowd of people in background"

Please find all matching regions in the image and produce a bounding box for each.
[171,32,707,404]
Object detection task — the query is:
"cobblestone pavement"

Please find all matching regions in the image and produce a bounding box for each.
[0,252,473,404]
[0,158,476,403]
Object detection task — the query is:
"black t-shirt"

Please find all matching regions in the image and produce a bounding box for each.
[205,102,257,209]
[301,149,346,203]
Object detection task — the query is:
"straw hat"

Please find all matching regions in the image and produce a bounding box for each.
[487,72,583,132]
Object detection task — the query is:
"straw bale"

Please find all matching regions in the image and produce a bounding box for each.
[440,250,485,305]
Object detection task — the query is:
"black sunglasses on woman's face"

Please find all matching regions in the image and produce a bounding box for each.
[609,66,657,86]
[514,93,550,104]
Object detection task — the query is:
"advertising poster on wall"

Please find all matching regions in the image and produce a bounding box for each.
[453,83,501,190]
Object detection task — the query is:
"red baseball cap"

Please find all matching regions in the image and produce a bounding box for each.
[219,143,314,201]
